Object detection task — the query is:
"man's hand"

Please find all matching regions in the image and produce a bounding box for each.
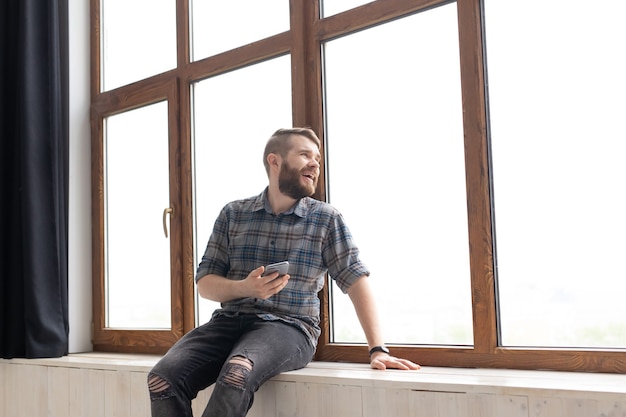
[369,352,420,370]
[241,266,290,300]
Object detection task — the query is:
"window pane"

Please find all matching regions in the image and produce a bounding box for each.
[192,56,293,325]
[485,0,626,348]
[101,0,176,91]
[190,1,289,61]
[105,102,171,328]
[324,3,473,345]
[320,0,371,17]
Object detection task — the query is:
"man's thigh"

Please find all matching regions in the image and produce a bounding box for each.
[150,314,249,396]
[224,320,315,386]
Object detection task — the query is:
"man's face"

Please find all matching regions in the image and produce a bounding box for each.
[278,135,321,199]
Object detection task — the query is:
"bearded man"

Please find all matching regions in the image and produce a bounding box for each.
[147,127,419,417]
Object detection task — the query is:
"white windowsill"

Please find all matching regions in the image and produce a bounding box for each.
[5,352,626,399]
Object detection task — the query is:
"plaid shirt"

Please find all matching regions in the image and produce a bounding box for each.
[196,188,370,347]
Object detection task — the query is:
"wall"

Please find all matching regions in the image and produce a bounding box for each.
[68,0,92,353]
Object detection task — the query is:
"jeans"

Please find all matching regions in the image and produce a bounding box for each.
[148,313,315,417]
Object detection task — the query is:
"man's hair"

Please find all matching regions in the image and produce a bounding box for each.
[263,127,321,176]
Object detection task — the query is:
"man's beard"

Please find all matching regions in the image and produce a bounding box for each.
[278,161,317,199]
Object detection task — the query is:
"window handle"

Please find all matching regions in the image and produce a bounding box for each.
[163,207,173,238]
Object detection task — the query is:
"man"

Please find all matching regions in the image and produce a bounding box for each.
[148,127,419,417]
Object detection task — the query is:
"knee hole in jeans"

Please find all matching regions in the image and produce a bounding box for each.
[220,356,253,389]
[148,373,171,394]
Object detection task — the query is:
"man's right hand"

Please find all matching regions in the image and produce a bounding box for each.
[241,266,290,300]
[196,267,290,303]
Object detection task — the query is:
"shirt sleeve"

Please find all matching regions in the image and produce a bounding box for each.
[323,212,370,293]
[195,205,231,282]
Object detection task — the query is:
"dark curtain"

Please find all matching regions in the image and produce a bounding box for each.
[0,0,69,358]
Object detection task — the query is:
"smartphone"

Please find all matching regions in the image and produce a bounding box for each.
[262,261,289,277]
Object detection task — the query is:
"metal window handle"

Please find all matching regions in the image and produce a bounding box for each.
[163,207,173,238]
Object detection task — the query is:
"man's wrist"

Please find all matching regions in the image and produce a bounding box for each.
[369,345,390,357]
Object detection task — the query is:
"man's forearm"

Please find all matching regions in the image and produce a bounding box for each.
[347,276,385,349]
[196,274,246,303]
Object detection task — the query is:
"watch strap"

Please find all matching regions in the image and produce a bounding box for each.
[369,345,390,356]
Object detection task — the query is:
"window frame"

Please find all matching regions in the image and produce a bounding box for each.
[89,0,626,372]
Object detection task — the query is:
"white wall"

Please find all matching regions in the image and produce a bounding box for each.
[68,0,92,353]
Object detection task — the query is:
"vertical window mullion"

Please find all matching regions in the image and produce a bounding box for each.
[456,0,498,353]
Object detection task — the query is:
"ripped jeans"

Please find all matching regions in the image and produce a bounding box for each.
[148,313,315,417]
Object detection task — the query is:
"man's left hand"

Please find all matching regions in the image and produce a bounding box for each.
[370,353,420,370]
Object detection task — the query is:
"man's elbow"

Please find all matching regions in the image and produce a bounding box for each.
[196,274,213,300]
[346,275,369,295]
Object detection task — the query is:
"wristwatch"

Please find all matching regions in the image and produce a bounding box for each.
[369,345,390,357]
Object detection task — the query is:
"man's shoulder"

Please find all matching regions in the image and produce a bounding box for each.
[300,197,341,217]
[223,192,264,212]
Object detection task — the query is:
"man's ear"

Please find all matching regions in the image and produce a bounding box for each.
[267,153,281,170]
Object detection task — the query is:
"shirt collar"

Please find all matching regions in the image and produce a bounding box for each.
[254,187,308,218]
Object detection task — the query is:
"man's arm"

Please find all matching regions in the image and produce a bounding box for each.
[196,266,290,303]
[347,276,420,370]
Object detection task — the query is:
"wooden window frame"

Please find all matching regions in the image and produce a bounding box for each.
[90,0,626,372]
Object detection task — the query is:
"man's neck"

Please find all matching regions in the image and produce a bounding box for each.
[267,185,298,215]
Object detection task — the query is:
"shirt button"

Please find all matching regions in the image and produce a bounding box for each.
[270,240,275,245]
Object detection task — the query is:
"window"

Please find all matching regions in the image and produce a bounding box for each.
[324,3,473,346]
[485,0,626,349]
[191,55,293,325]
[104,101,172,329]
[100,0,176,91]
[92,77,184,352]
[190,1,289,61]
[91,0,626,372]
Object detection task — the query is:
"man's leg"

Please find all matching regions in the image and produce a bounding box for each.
[202,319,315,417]
[148,315,245,417]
